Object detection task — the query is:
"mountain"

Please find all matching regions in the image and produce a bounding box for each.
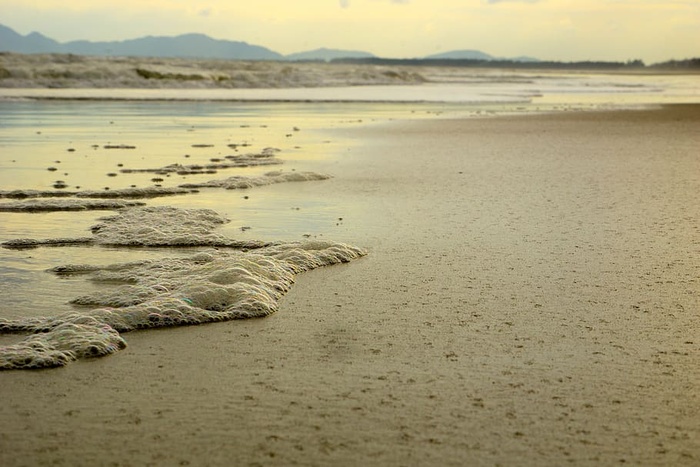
[0,24,282,60]
[285,47,375,62]
[424,49,495,60]
[507,56,541,63]
[0,23,61,53]
[1,23,542,63]
[424,49,540,62]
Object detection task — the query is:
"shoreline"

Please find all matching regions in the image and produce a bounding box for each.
[1,105,699,465]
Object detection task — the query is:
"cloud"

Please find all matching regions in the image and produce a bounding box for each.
[339,0,350,8]
[198,8,212,17]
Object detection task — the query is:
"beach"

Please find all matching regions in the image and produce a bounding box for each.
[1,104,699,465]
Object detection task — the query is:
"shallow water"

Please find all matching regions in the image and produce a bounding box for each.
[0,98,447,367]
[0,101,361,304]
[0,99,461,241]
[1,73,698,368]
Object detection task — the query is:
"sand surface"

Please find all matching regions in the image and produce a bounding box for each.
[1,105,699,466]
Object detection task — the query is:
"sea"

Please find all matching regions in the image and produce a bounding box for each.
[0,69,698,369]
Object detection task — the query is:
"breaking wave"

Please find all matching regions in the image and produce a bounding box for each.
[0,54,426,89]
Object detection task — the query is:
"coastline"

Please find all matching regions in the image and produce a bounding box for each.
[1,105,699,466]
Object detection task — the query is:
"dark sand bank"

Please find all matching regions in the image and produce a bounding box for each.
[1,105,698,466]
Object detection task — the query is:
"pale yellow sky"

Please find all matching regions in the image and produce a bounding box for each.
[1,0,698,62]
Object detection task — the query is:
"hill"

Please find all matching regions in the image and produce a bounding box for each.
[425,49,539,62]
[424,49,495,60]
[0,24,61,54]
[285,47,375,62]
[0,24,282,60]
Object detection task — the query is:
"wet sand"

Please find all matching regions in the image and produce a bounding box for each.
[1,105,699,466]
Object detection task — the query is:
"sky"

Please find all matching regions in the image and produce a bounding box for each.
[0,0,698,63]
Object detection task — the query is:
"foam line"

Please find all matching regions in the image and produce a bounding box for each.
[0,207,367,369]
[89,206,271,248]
[180,170,331,190]
[76,187,193,199]
[0,199,145,212]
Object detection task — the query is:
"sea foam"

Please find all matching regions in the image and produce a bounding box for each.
[0,206,366,369]
[0,198,145,212]
[120,148,282,175]
[89,206,270,248]
[180,170,331,190]
[0,170,330,217]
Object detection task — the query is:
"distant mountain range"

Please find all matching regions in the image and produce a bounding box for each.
[424,49,539,63]
[0,23,536,62]
[0,24,284,60]
[285,47,376,61]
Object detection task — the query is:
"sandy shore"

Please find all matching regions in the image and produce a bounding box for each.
[1,105,699,466]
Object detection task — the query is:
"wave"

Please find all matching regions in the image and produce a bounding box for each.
[0,53,427,90]
[2,54,697,106]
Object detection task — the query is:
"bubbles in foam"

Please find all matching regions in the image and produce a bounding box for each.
[0,321,127,370]
[0,207,367,369]
[89,206,269,248]
[2,237,94,249]
[180,170,331,190]
[120,149,282,175]
[76,187,192,199]
[0,189,78,199]
[0,167,327,216]
[0,198,145,212]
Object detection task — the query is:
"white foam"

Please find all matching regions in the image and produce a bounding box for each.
[120,149,282,175]
[0,321,127,370]
[0,198,145,212]
[180,170,331,190]
[0,242,366,369]
[0,189,78,199]
[0,187,191,201]
[0,177,333,249]
[76,187,193,199]
[0,170,324,207]
[0,206,264,249]
[89,206,267,248]
[2,237,94,249]
[1,206,366,369]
